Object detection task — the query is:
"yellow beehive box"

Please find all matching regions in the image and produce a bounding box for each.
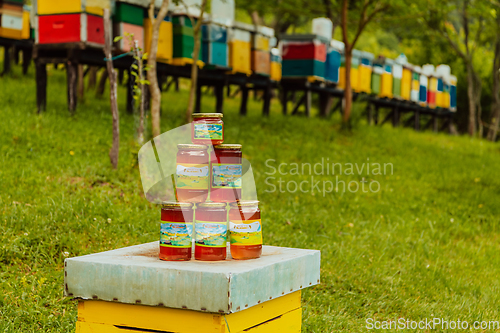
[429,77,437,91]
[358,65,371,93]
[144,18,173,64]
[271,62,281,81]
[380,72,393,98]
[37,0,109,16]
[401,67,412,100]
[229,40,251,75]
[21,10,30,39]
[338,67,358,90]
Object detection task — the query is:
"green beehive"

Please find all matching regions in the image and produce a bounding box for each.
[172,15,198,27]
[113,2,145,26]
[371,65,383,95]
[172,24,201,59]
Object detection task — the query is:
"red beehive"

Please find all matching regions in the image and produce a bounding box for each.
[37,13,105,46]
[251,49,270,75]
[281,40,326,62]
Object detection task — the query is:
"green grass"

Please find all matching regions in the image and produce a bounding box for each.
[1,64,500,332]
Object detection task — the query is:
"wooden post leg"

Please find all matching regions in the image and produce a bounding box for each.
[374,105,379,125]
[432,115,438,132]
[66,60,78,112]
[305,90,311,118]
[367,103,373,125]
[22,48,31,75]
[96,69,108,97]
[3,46,12,75]
[78,64,85,101]
[126,68,135,114]
[240,85,248,116]
[392,106,399,127]
[195,81,202,113]
[175,77,179,92]
[282,88,288,115]
[215,83,224,114]
[414,110,420,131]
[118,69,125,86]
[262,85,271,116]
[13,46,20,65]
[36,61,47,113]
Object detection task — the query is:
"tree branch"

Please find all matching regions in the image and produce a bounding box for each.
[351,3,389,48]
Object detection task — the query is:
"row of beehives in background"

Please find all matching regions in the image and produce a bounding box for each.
[29,0,283,81]
[279,18,457,111]
[0,0,30,40]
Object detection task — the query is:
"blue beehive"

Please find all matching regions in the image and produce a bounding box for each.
[201,22,229,67]
[325,41,342,83]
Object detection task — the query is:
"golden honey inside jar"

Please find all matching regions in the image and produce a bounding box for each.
[176,144,209,203]
[195,202,228,261]
[191,113,224,145]
[160,202,194,261]
[210,144,242,203]
[229,200,262,260]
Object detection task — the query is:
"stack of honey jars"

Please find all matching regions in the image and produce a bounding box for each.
[160,113,263,262]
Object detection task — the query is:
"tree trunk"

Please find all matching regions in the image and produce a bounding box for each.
[147,0,170,138]
[343,48,353,123]
[134,41,146,145]
[185,0,208,123]
[488,25,500,141]
[466,63,477,136]
[103,9,120,169]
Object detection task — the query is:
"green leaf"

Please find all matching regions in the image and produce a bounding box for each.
[113,36,123,42]
[131,64,139,70]
[142,53,148,60]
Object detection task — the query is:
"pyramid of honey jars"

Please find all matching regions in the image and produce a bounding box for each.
[160,113,262,261]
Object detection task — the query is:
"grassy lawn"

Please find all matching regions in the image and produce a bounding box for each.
[1,65,500,332]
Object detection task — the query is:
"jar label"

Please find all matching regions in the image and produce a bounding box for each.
[229,219,262,246]
[176,163,209,189]
[212,164,242,188]
[193,123,223,140]
[160,222,193,248]
[195,221,227,248]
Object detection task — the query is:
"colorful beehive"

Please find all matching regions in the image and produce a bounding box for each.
[392,61,403,99]
[371,64,383,95]
[37,13,105,46]
[270,47,282,82]
[410,66,421,103]
[228,21,252,75]
[65,242,321,333]
[201,21,229,67]
[144,15,173,64]
[34,0,110,46]
[423,64,436,108]
[436,64,451,108]
[312,17,333,41]
[22,6,30,39]
[113,2,147,52]
[449,74,457,111]
[379,58,394,98]
[36,0,110,16]
[419,70,428,106]
[325,40,343,83]
[0,0,25,40]
[401,65,412,101]
[251,26,273,75]
[281,34,328,79]
[338,48,361,91]
[358,51,374,94]
[172,14,203,66]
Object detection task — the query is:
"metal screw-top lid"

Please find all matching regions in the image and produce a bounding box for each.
[214,144,242,150]
[177,144,208,150]
[197,202,227,208]
[192,113,223,119]
[229,200,259,208]
[161,202,194,209]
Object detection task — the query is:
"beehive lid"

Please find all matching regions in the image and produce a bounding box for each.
[280,34,329,44]
[64,242,321,314]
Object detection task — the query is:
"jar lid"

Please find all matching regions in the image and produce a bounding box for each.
[162,202,194,209]
[177,144,208,150]
[192,113,223,119]
[229,200,259,208]
[214,144,242,150]
[197,202,227,208]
